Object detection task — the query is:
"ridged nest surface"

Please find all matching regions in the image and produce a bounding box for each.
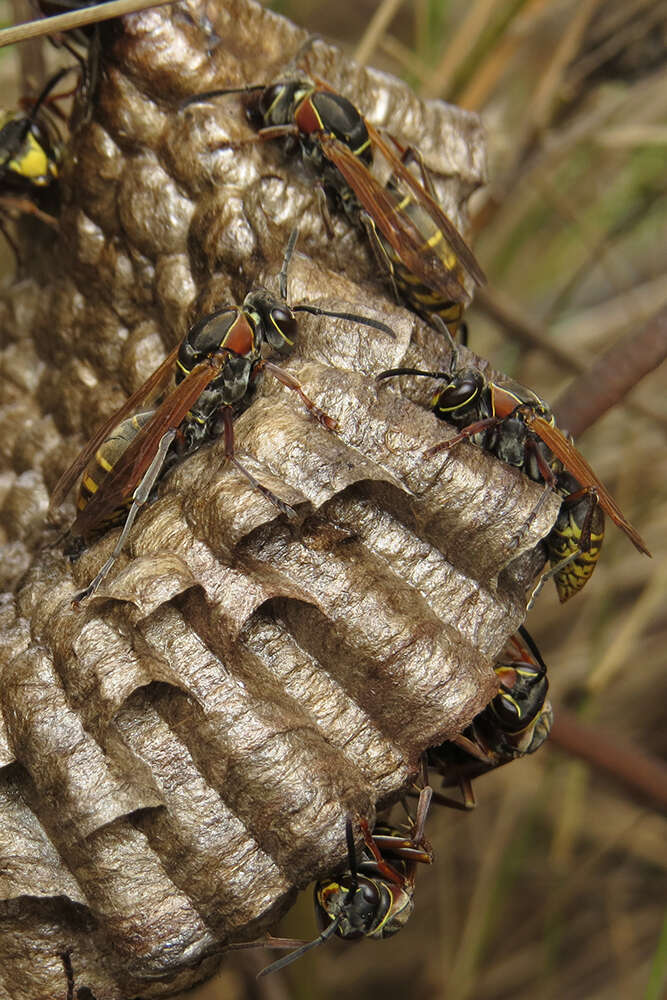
[0,1,559,996]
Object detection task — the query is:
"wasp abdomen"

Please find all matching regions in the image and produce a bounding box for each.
[77,410,155,519]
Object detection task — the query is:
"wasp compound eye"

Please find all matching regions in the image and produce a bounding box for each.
[434,374,480,413]
[493,690,523,728]
[269,306,297,348]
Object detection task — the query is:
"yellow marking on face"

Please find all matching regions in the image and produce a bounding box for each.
[10,133,52,184]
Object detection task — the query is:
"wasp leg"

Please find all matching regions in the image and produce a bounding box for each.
[262,361,338,430]
[527,549,580,610]
[451,732,494,764]
[256,919,342,978]
[278,226,299,301]
[558,486,599,550]
[0,218,21,269]
[220,407,296,519]
[359,211,403,304]
[61,951,75,1000]
[507,482,553,553]
[394,142,439,200]
[425,416,503,458]
[433,778,477,811]
[205,123,300,154]
[314,182,336,240]
[72,429,176,606]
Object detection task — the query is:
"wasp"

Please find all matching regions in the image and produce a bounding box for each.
[0,66,73,256]
[0,68,69,193]
[49,231,394,603]
[428,628,553,810]
[183,59,486,330]
[258,785,433,976]
[60,950,97,1000]
[376,336,649,601]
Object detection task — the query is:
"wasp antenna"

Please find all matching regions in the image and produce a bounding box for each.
[24,66,73,129]
[345,816,359,883]
[257,915,342,977]
[375,367,447,382]
[180,84,265,110]
[279,227,299,301]
[292,304,395,338]
[430,314,461,369]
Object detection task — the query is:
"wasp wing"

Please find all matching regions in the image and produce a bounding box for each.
[49,343,181,515]
[525,413,650,556]
[71,352,228,538]
[365,121,487,288]
[319,133,473,305]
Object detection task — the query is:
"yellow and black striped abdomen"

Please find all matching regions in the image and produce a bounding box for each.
[548,498,605,602]
[374,194,466,326]
[77,411,155,522]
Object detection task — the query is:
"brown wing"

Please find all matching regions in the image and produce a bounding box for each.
[49,343,181,515]
[524,413,651,556]
[71,352,228,538]
[319,133,472,305]
[365,121,487,288]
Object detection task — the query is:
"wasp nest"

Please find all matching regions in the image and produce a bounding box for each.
[0,1,559,996]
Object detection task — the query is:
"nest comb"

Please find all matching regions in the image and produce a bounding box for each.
[0,1,559,996]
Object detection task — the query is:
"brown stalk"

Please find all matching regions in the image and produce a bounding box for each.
[0,0,175,47]
[553,304,667,435]
[549,708,667,814]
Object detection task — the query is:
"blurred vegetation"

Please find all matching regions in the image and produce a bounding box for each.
[1,1,666,999]
[196,4,666,999]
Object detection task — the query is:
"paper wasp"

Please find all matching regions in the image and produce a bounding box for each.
[183,59,486,330]
[0,67,73,256]
[428,628,553,810]
[49,231,394,603]
[376,333,649,601]
[258,786,433,976]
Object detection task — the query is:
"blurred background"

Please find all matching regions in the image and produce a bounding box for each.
[1,1,666,998]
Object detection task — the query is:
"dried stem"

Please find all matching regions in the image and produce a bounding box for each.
[553,304,667,435]
[549,708,667,814]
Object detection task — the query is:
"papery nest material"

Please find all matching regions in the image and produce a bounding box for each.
[0,1,558,996]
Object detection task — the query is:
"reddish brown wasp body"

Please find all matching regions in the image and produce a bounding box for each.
[428,628,552,810]
[377,351,649,600]
[184,66,485,329]
[50,233,394,602]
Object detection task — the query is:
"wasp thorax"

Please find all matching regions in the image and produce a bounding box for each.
[178,307,241,377]
[309,91,371,160]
